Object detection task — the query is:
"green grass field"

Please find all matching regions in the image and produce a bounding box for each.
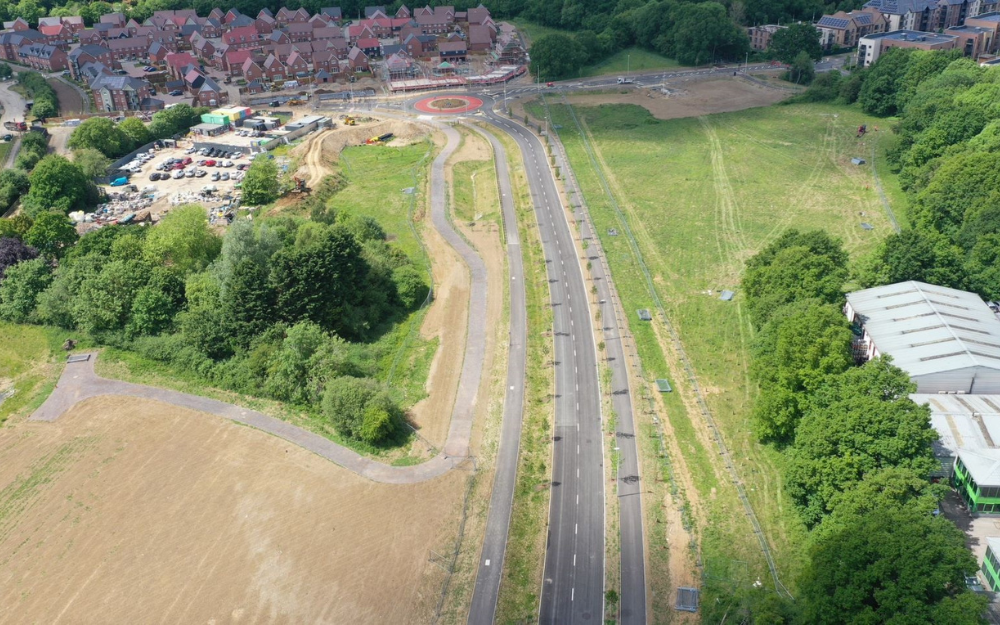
[0,323,77,424]
[531,99,903,607]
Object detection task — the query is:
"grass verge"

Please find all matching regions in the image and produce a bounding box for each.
[530,99,901,607]
[489,124,555,623]
[0,323,87,424]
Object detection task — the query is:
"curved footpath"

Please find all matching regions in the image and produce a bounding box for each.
[30,120,492,486]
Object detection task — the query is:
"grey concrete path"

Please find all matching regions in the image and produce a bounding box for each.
[466,123,528,624]
[31,118,493,485]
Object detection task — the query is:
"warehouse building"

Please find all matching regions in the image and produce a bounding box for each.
[845,281,1000,394]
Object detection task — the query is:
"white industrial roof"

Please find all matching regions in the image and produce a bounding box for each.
[912,394,1000,459]
[988,537,1000,556]
[847,281,1000,378]
[958,448,1000,487]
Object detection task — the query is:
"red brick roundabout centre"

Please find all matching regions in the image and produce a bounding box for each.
[413,95,484,114]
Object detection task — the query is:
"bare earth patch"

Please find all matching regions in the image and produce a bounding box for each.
[537,76,792,121]
[0,396,466,623]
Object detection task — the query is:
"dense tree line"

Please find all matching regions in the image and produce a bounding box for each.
[17,71,59,121]
[736,231,987,623]
[0,199,428,446]
[68,105,208,160]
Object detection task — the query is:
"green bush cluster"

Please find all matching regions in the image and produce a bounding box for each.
[18,71,59,120]
[0,199,428,446]
[740,232,986,623]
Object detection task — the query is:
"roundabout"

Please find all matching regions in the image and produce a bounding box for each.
[413,94,484,114]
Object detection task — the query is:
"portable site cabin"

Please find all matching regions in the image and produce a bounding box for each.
[845,281,1000,394]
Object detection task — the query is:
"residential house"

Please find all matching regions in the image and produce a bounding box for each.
[438,40,467,61]
[222,26,261,50]
[747,24,785,51]
[285,50,309,77]
[189,33,212,60]
[62,16,85,33]
[385,50,417,78]
[287,22,315,42]
[165,51,198,79]
[315,69,333,84]
[18,43,69,71]
[194,76,227,105]
[100,13,126,27]
[468,23,494,50]
[106,37,148,61]
[416,12,451,35]
[255,14,276,35]
[268,30,291,45]
[148,41,170,64]
[242,57,265,82]
[243,77,266,94]
[91,74,154,111]
[313,48,336,73]
[356,37,382,57]
[208,9,225,22]
[467,5,491,24]
[38,24,73,49]
[68,44,115,80]
[263,53,287,80]
[365,6,388,18]
[492,31,525,64]
[2,17,31,31]
[348,46,369,71]
[0,31,45,62]
[816,11,886,49]
[396,5,411,18]
[327,37,350,56]
[79,30,104,46]
[223,49,253,74]
[321,7,343,23]
[314,26,342,40]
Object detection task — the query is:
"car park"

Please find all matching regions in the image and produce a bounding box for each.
[169,90,183,96]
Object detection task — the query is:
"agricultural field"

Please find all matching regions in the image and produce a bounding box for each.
[0,395,467,623]
[534,98,903,607]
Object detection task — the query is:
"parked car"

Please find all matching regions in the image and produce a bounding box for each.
[172,169,185,179]
[221,172,230,181]
[195,169,207,177]
[205,159,216,167]
[169,90,183,96]
[233,153,243,159]
[149,173,161,181]
[211,172,220,181]
[186,169,195,177]
[182,157,192,165]
[3,133,14,141]
[185,147,196,154]
[110,177,129,186]
[222,160,233,168]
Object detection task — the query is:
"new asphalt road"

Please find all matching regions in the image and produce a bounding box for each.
[481,107,606,624]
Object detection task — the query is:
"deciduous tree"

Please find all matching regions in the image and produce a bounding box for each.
[769,23,821,63]
[241,157,280,205]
